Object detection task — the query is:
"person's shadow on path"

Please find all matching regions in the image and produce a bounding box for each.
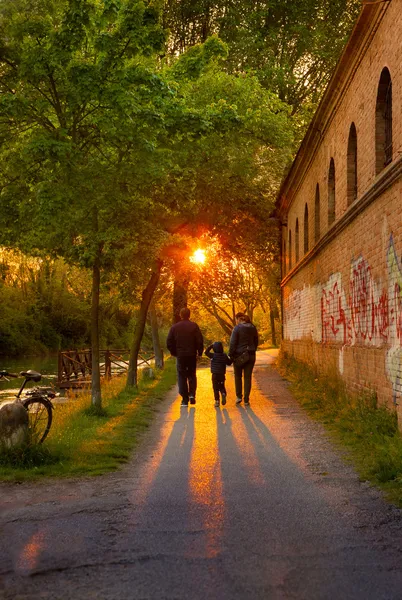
[136,404,196,513]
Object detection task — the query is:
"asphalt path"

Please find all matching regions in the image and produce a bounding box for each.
[1,350,402,599]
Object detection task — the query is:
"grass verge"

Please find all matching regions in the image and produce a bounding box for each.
[0,360,177,482]
[277,351,402,507]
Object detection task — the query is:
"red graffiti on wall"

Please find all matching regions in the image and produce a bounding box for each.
[376,291,390,341]
[321,258,389,346]
[321,281,348,344]
[350,260,374,342]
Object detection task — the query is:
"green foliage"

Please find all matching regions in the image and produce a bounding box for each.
[159,68,293,233]
[277,352,402,507]
[0,254,132,355]
[0,0,293,290]
[0,284,38,354]
[170,35,228,80]
[0,0,170,270]
[164,0,360,120]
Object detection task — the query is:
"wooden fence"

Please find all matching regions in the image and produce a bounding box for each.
[57,349,155,389]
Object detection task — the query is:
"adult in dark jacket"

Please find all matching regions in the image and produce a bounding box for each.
[166,307,204,407]
[229,312,259,405]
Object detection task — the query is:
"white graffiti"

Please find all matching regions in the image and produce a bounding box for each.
[283,284,321,342]
[386,236,402,402]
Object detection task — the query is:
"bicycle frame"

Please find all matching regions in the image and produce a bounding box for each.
[15,377,35,399]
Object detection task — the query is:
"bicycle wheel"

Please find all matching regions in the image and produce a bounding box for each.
[22,397,52,444]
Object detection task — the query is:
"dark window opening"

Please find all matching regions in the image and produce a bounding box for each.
[314,184,320,243]
[304,203,309,254]
[289,230,292,270]
[328,158,336,226]
[347,123,357,206]
[376,67,393,173]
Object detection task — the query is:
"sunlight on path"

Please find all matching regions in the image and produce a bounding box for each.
[16,530,46,576]
[131,352,279,559]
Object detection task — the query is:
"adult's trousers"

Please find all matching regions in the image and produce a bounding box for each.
[176,356,197,401]
[233,353,256,401]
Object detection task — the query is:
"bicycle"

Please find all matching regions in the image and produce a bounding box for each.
[0,370,55,444]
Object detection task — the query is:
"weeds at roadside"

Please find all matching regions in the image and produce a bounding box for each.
[0,444,60,469]
[277,351,402,507]
[0,360,177,481]
[82,405,109,418]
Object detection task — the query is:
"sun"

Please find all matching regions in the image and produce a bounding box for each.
[190,248,206,265]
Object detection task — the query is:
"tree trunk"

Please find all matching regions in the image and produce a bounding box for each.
[172,275,189,323]
[127,260,163,387]
[91,248,102,410]
[269,300,277,347]
[150,300,164,369]
[208,304,233,337]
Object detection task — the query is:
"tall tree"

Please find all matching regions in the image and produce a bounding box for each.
[149,299,164,369]
[163,0,360,136]
[0,0,169,409]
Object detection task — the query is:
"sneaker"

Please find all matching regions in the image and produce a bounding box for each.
[189,396,196,405]
[236,397,242,405]
[244,400,250,406]
[221,394,227,406]
[214,400,220,408]
[181,400,189,407]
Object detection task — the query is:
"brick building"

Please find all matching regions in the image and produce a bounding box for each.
[276,0,402,417]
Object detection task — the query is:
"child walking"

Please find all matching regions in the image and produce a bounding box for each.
[205,342,232,408]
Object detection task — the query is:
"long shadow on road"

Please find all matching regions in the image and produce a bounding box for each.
[2,366,402,600]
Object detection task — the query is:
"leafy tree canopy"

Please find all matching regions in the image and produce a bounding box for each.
[163,0,361,138]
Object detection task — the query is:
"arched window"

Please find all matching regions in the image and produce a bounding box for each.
[304,203,309,254]
[328,158,335,226]
[288,230,292,270]
[376,67,393,174]
[295,218,299,263]
[347,123,357,206]
[314,184,320,243]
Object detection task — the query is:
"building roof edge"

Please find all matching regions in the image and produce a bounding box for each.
[275,1,391,220]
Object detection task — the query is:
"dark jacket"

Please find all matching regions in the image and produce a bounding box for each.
[166,319,204,358]
[229,322,259,358]
[205,342,232,375]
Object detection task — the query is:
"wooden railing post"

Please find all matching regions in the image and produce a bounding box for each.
[57,348,154,388]
[58,351,63,385]
[105,350,111,379]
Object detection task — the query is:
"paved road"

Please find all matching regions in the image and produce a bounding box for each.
[1,350,402,599]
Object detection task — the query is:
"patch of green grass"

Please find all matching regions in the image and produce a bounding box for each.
[0,360,177,481]
[0,444,60,469]
[277,352,402,507]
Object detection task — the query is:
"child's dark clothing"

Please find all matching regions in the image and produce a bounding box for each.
[205,342,232,403]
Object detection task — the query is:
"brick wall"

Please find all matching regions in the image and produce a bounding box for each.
[278,0,402,417]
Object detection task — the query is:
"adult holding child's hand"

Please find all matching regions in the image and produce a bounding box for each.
[229,312,259,406]
[166,307,204,407]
